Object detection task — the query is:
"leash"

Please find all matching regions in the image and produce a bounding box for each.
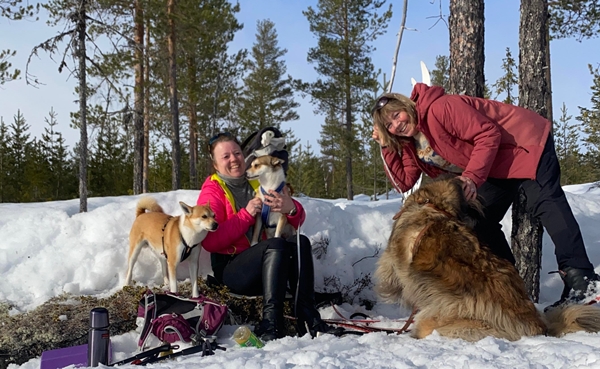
[161,216,200,262]
[161,216,174,258]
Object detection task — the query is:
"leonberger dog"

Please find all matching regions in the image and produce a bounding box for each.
[375,177,600,341]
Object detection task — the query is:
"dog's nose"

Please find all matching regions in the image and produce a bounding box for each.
[211,223,219,231]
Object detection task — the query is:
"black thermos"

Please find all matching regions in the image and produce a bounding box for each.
[87,307,110,367]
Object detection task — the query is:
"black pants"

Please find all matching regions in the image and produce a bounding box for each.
[222,235,312,298]
[474,135,593,271]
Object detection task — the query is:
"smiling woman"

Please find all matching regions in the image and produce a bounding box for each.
[196,131,343,341]
[371,83,600,310]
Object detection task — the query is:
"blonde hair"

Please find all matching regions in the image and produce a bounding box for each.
[372,93,417,151]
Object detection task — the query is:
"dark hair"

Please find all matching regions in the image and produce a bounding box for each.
[208,132,241,159]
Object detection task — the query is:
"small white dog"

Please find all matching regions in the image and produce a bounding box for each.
[246,155,296,245]
[124,197,218,297]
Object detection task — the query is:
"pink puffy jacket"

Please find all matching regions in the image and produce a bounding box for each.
[196,174,305,255]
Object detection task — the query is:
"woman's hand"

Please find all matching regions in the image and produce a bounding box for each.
[458,176,477,201]
[372,125,382,145]
[245,197,263,217]
[264,186,296,214]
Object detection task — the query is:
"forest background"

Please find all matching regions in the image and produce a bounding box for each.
[0,0,599,204]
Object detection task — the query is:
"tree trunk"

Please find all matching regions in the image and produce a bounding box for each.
[515,0,549,302]
[142,17,150,194]
[133,0,144,195]
[167,0,181,190]
[77,0,88,212]
[448,0,485,97]
[187,56,198,189]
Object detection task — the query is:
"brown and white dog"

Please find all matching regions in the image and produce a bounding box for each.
[246,155,296,245]
[375,177,600,342]
[124,197,218,297]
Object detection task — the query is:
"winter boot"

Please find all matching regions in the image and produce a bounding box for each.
[254,246,289,342]
[545,266,600,311]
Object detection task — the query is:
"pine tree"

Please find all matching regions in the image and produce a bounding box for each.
[492,47,519,105]
[549,0,600,41]
[237,19,299,140]
[0,0,39,85]
[515,0,550,301]
[449,0,485,97]
[578,63,600,183]
[301,0,392,200]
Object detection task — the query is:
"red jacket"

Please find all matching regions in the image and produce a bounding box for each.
[196,174,306,255]
[383,83,551,191]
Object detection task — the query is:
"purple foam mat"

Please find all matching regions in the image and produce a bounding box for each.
[40,344,112,369]
[40,344,88,369]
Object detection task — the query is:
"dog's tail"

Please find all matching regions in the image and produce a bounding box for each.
[136,196,164,217]
[544,304,600,337]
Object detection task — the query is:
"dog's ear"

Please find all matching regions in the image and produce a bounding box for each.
[270,156,285,166]
[179,201,193,215]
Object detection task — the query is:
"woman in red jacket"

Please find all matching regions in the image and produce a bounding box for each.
[371,83,598,308]
[197,132,339,341]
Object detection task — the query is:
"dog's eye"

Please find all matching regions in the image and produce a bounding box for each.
[201,215,207,219]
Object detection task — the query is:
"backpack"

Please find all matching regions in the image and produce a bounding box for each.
[241,127,289,174]
[136,290,228,350]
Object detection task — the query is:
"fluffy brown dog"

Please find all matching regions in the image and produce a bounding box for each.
[375,177,600,341]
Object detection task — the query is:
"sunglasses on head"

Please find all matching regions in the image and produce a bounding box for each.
[370,96,391,116]
[208,131,234,146]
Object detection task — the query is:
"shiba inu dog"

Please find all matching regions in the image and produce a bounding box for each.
[375,177,600,341]
[125,197,218,297]
[246,155,296,245]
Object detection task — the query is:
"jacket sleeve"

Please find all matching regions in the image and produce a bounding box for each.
[286,199,306,229]
[381,145,422,193]
[196,180,255,254]
[436,97,501,187]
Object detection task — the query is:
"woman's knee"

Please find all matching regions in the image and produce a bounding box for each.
[262,237,288,250]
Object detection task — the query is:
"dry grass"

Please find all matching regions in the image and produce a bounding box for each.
[0,279,271,369]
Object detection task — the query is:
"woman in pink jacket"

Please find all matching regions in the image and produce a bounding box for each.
[197,132,340,341]
[371,83,598,308]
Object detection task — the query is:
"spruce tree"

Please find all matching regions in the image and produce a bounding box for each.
[41,108,76,200]
[430,55,450,90]
[554,103,586,185]
[237,19,299,140]
[7,110,31,202]
[578,63,600,183]
[0,117,9,202]
[287,142,327,198]
[301,0,392,200]
[492,47,519,105]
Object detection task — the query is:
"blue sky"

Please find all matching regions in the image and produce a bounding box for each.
[1,0,599,152]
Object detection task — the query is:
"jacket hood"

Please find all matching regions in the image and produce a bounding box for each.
[410,83,446,124]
